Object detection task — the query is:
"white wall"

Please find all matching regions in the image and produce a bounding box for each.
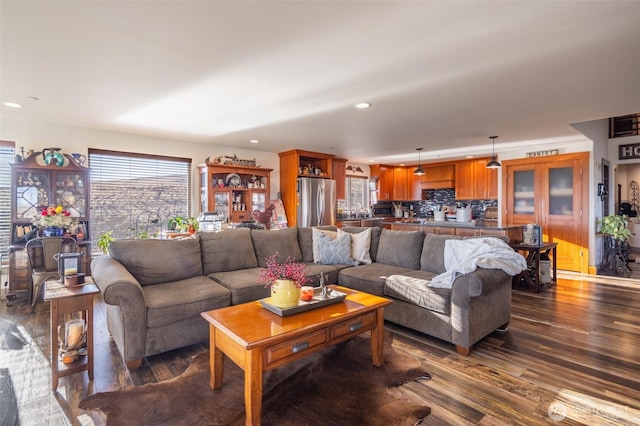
[1,118,281,215]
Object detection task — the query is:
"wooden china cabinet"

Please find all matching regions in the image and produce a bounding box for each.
[503,152,589,273]
[8,151,91,302]
[198,163,272,223]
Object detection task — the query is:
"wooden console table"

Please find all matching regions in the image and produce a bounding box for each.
[510,242,557,293]
[44,278,99,390]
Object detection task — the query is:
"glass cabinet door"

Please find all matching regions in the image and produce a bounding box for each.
[15,171,51,219]
[252,192,266,212]
[548,167,573,216]
[213,191,229,223]
[513,170,535,214]
[54,172,88,217]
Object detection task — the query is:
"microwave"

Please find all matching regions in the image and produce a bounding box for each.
[372,203,393,217]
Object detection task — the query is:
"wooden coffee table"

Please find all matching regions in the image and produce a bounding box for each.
[201,285,392,426]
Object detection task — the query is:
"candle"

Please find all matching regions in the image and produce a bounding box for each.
[64,268,78,275]
[300,286,314,301]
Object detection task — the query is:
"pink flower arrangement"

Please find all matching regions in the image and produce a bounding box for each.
[257,252,308,288]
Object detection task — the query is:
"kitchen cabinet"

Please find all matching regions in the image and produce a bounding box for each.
[503,152,588,273]
[392,167,408,200]
[420,164,455,189]
[370,165,395,201]
[198,163,271,223]
[8,151,91,301]
[332,158,348,199]
[279,150,334,227]
[455,158,498,200]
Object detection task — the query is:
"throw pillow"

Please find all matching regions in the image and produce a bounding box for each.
[338,227,372,265]
[315,230,355,265]
[312,228,338,263]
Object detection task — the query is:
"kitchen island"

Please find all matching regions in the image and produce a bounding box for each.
[383,218,524,242]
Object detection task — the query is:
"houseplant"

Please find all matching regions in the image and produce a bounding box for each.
[98,230,116,254]
[173,216,199,234]
[598,214,632,241]
[257,252,308,308]
[32,205,78,236]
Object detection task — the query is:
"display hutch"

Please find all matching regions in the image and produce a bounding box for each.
[503,152,589,273]
[278,149,335,227]
[198,163,272,223]
[8,150,91,302]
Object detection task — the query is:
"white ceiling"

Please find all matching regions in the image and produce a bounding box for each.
[1,1,639,165]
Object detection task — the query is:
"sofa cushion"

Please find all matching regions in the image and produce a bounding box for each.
[338,227,372,265]
[298,226,338,262]
[420,233,461,274]
[311,228,339,262]
[109,237,203,286]
[252,227,303,266]
[314,232,356,265]
[209,267,270,305]
[337,263,415,296]
[376,229,425,269]
[199,228,258,274]
[343,226,382,262]
[143,276,231,327]
[384,273,451,315]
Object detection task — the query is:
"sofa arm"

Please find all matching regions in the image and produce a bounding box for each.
[91,255,147,364]
[450,268,511,299]
[450,268,512,352]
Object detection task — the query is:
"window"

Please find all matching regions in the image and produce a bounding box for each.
[0,141,15,260]
[89,150,192,249]
[337,177,369,214]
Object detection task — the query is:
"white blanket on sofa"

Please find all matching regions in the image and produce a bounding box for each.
[387,237,528,290]
[432,237,528,288]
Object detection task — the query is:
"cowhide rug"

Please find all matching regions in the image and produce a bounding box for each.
[80,333,431,425]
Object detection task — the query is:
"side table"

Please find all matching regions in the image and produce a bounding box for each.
[44,278,99,390]
[510,242,558,293]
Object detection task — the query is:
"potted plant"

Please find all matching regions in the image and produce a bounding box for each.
[173,216,199,234]
[598,214,632,241]
[257,252,308,308]
[97,230,116,254]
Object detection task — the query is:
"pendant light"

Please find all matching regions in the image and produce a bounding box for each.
[486,136,501,169]
[414,148,425,176]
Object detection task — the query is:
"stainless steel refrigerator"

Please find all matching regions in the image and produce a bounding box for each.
[297,178,336,227]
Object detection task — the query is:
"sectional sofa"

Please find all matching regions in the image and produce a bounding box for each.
[91,226,518,369]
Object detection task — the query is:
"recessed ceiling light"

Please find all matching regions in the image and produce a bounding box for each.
[368,159,375,163]
[4,102,22,108]
[354,102,371,109]
[249,139,259,144]
[466,155,474,158]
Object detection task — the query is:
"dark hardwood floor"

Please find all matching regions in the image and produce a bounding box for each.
[1,270,639,425]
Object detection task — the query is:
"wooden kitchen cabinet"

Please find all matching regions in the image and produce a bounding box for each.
[332,158,348,199]
[456,158,498,200]
[370,165,395,201]
[279,149,334,226]
[392,167,408,200]
[503,152,588,273]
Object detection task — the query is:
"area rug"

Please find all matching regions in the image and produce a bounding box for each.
[80,333,431,425]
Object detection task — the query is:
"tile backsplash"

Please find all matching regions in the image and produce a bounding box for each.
[395,188,497,219]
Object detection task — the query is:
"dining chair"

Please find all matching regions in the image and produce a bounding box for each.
[25,236,77,312]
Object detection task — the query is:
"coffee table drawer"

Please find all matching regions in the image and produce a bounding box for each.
[330,312,376,341]
[265,329,328,368]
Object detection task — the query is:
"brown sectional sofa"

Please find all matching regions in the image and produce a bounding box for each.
[91,226,514,369]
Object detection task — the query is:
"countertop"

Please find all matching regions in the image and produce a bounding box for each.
[383,218,522,230]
